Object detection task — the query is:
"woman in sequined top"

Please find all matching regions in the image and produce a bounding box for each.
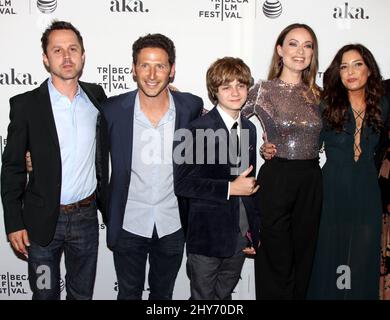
[241,23,323,300]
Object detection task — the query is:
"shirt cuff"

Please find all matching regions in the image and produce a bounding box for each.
[227,182,231,200]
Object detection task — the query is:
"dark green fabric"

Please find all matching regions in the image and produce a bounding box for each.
[308,97,389,300]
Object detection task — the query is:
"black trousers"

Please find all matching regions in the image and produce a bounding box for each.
[255,157,322,300]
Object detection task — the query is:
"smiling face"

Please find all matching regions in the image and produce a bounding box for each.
[132,47,175,98]
[339,50,371,92]
[215,79,248,117]
[277,27,314,76]
[43,29,85,83]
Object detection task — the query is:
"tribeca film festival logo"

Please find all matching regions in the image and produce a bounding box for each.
[36,0,57,14]
[199,0,250,21]
[0,135,7,159]
[0,273,29,296]
[0,0,16,15]
[97,65,132,93]
[261,0,282,19]
[110,0,149,13]
[0,69,38,86]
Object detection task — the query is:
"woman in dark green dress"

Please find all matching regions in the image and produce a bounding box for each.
[307,44,389,299]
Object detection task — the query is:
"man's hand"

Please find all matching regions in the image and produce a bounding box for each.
[260,143,276,160]
[8,229,30,258]
[26,151,33,172]
[230,165,259,196]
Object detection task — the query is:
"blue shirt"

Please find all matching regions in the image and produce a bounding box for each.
[122,91,180,238]
[48,78,99,205]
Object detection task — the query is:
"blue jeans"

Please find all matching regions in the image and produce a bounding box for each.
[27,203,99,300]
[113,227,185,300]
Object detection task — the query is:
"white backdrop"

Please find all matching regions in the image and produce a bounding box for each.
[0,0,389,300]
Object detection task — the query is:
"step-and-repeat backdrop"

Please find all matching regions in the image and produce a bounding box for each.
[0,0,389,299]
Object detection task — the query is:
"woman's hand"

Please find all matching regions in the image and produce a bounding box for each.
[379,158,390,179]
[260,143,277,160]
[242,247,256,255]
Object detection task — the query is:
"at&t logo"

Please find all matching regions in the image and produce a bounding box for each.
[262,0,282,19]
[37,0,57,14]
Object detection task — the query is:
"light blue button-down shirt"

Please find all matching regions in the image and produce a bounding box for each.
[122,91,180,238]
[48,78,99,205]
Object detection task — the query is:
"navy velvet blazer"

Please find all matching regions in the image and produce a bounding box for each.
[102,89,203,248]
[174,107,260,258]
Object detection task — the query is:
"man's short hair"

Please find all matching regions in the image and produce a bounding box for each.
[206,57,252,105]
[41,20,84,54]
[132,33,176,66]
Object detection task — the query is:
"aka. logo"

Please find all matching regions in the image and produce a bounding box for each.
[0,69,38,86]
[333,2,369,19]
[198,0,250,21]
[37,0,57,14]
[262,0,282,19]
[110,0,149,13]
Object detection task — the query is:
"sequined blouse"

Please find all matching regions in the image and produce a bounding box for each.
[242,78,322,160]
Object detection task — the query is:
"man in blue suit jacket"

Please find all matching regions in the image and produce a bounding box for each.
[102,34,203,300]
[175,57,260,300]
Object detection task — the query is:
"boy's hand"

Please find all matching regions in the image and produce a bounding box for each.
[230,165,259,196]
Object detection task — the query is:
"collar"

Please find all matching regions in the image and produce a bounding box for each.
[216,105,241,131]
[134,89,176,127]
[48,77,83,104]
[134,89,175,116]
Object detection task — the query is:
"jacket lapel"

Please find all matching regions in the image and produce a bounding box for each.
[208,106,229,132]
[172,92,188,131]
[119,91,137,174]
[80,81,102,111]
[172,92,195,169]
[37,79,60,150]
[241,116,255,175]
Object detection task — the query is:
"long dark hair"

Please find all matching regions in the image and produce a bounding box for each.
[268,23,320,100]
[322,44,384,132]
